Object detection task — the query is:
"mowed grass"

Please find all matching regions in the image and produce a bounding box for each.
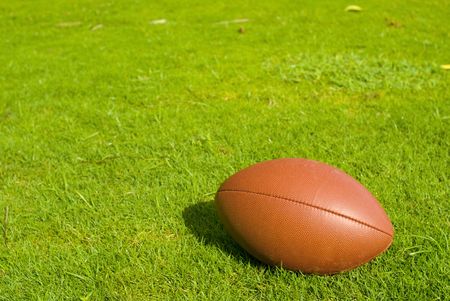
[0,0,449,299]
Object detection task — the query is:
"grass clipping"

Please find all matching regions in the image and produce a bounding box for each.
[345,5,362,12]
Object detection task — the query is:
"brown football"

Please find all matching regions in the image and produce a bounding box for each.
[215,158,394,274]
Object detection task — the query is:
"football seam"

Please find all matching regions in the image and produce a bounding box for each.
[218,189,393,237]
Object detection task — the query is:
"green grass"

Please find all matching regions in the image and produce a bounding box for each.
[0,0,449,299]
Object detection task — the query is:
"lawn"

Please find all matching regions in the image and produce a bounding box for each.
[0,0,449,299]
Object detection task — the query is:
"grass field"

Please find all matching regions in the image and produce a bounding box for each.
[1,0,449,299]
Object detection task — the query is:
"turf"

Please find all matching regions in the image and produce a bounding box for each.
[0,0,449,299]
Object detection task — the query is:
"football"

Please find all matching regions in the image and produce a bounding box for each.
[215,158,394,274]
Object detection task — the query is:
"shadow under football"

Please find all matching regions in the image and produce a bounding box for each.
[182,200,264,268]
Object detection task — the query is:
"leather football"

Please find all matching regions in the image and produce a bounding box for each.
[215,158,394,274]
